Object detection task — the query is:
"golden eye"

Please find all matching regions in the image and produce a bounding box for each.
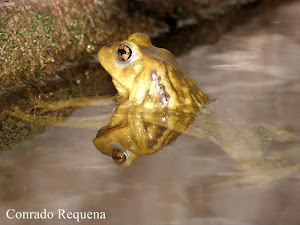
[112,149,127,164]
[117,44,132,62]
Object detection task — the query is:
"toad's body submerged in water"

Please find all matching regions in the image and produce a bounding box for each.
[98,33,209,113]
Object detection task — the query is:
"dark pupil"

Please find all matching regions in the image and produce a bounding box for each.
[118,49,127,55]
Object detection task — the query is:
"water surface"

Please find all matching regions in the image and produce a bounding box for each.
[1,2,300,225]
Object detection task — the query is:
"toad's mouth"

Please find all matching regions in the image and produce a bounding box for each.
[112,77,129,95]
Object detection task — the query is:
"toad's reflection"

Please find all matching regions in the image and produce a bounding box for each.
[93,104,196,167]
[93,102,300,186]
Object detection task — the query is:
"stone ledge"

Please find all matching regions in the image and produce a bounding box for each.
[0,0,265,89]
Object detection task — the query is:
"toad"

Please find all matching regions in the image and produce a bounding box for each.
[97,33,209,113]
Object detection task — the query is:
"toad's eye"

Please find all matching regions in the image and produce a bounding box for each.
[117,44,132,62]
[112,149,127,164]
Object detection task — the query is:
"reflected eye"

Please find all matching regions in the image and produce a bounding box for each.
[112,149,127,164]
[118,44,132,62]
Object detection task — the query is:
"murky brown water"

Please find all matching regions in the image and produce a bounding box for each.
[1,2,300,225]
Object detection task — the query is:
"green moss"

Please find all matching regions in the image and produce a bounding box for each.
[36,11,43,20]
[51,38,57,43]
[75,16,82,36]
[54,45,59,52]
[31,20,39,31]
[31,12,43,31]
[0,22,7,28]
[16,30,25,36]
[43,16,51,26]
[24,61,32,70]
[32,11,56,44]
[10,40,17,49]
[0,32,9,42]
[72,88,80,98]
